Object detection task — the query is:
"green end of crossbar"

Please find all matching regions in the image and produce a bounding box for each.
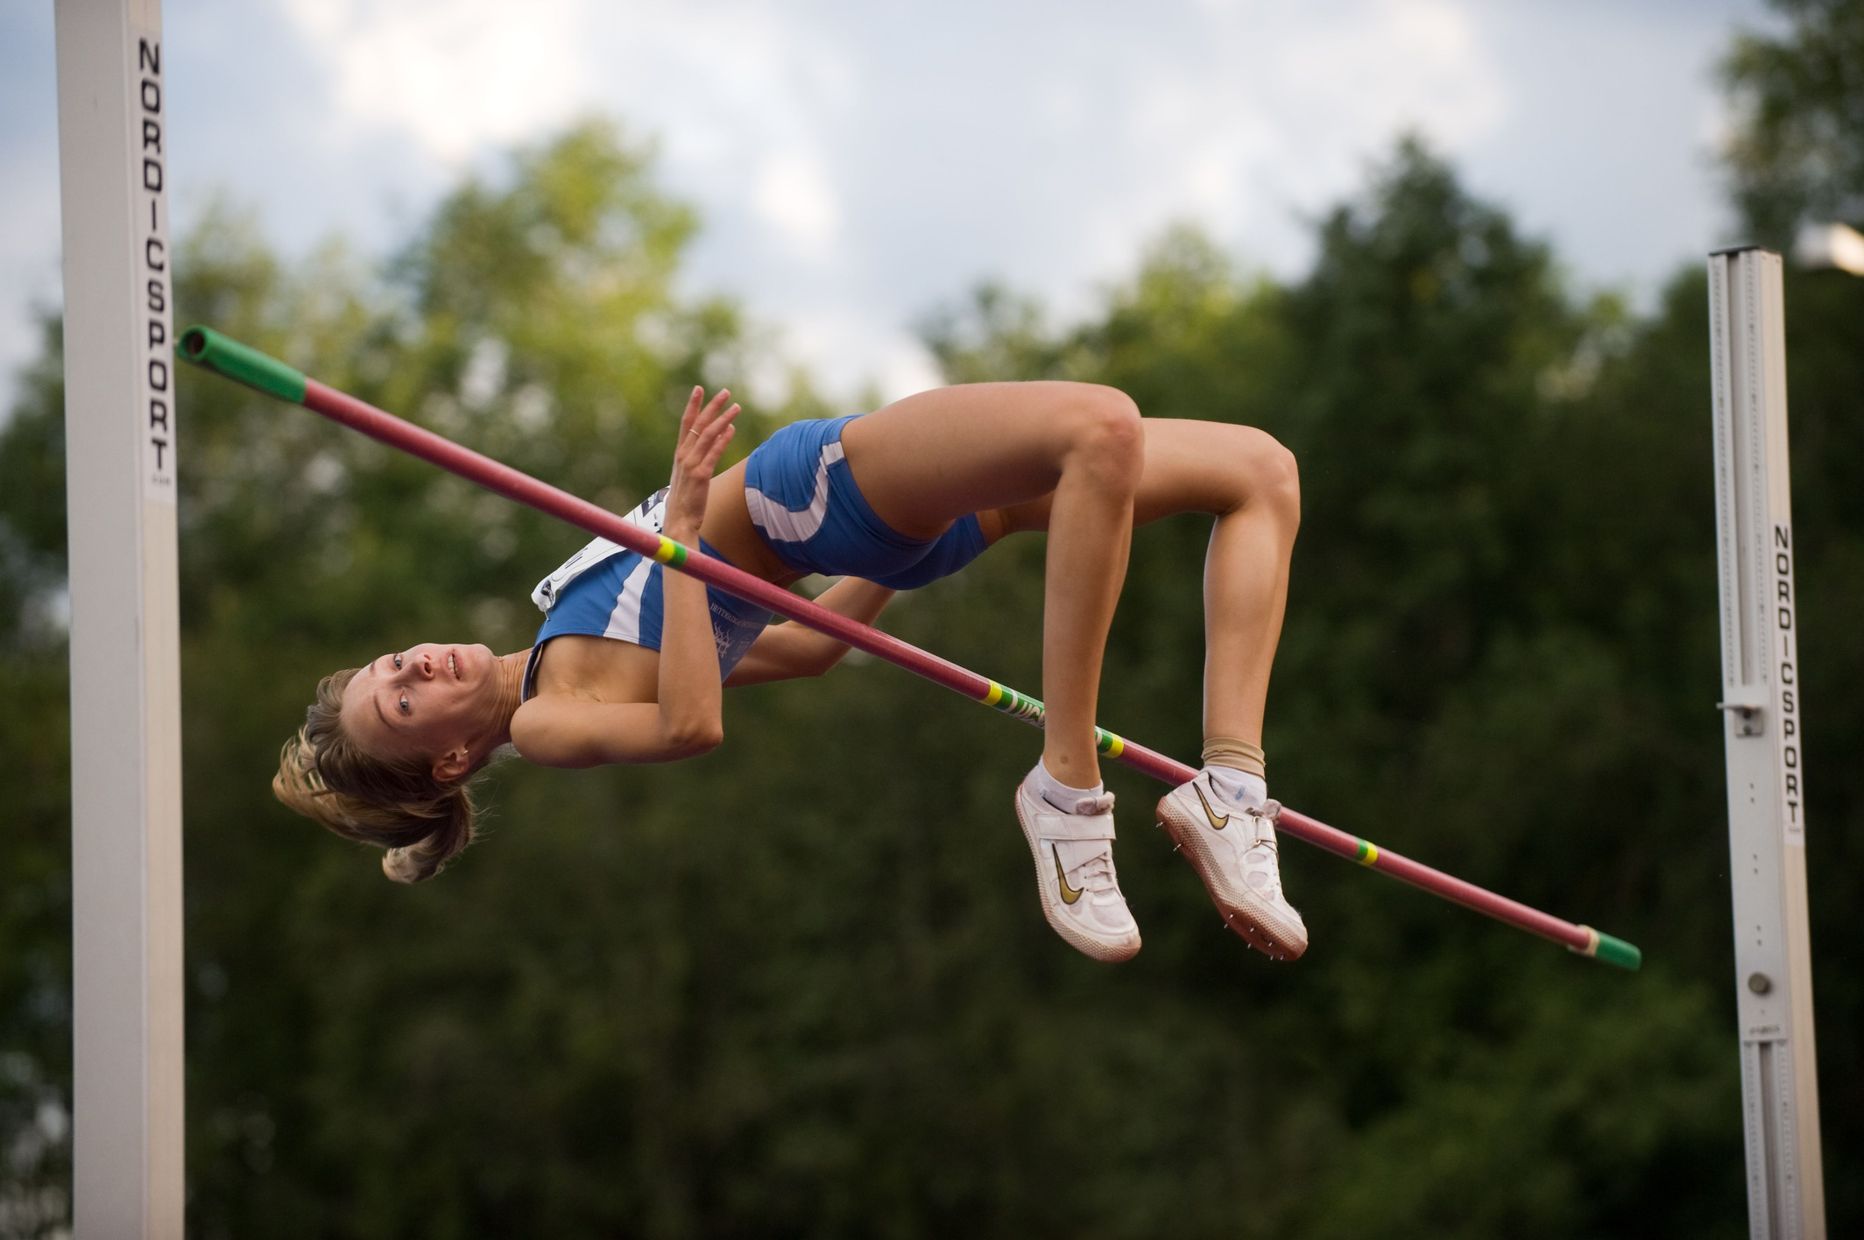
[1575,927,1642,971]
[178,326,307,404]
[1594,932,1642,971]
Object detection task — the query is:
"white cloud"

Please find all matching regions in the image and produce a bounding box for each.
[1203,0,1504,188]
[768,305,942,403]
[0,0,1767,422]
[279,0,594,163]
[240,0,1510,393]
[1302,0,1505,148]
[968,0,1508,305]
[753,150,841,258]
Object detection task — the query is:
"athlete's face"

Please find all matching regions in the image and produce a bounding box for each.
[338,642,501,776]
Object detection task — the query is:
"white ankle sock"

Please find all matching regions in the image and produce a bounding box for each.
[1204,764,1267,809]
[1027,759,1104,812]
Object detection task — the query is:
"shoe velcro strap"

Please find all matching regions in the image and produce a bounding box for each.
[1038,809,1117,842]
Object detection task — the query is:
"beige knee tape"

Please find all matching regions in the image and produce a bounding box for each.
[1202,736,1265,779]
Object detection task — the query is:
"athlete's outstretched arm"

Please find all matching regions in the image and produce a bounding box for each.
[726,578,898,686]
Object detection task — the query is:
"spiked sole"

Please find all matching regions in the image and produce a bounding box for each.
[1155,795,1307,962]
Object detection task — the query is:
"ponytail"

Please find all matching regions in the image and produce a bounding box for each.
[380,790,474,884]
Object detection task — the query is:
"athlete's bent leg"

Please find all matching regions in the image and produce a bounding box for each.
[996,418,1299,752]
[997,418,1307,959]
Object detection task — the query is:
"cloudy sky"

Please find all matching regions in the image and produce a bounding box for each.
[5,0,1771,410]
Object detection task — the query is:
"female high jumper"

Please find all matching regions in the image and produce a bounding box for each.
[273,382,1306,962]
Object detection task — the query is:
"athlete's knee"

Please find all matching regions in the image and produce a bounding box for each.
[1061,385,1144,490]
[1233,427,1300,525]
[1257,433,1301,526]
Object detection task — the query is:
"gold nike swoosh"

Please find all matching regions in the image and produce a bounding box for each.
[1192,782,1230,831]
[1052,844,1084,905]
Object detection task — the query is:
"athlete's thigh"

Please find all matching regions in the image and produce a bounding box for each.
[839,381,1129,539]
[998,419,1269,535]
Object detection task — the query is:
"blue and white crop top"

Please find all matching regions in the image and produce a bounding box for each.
[521,488,775,701]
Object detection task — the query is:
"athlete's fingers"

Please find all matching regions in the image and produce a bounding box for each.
[678,390,722,451]
[695,387,732,433]
[692,399,737,450]
[690,415,736,475]
[673,400,736,483]
[698,416,737,469]
[677,385,705,437]
[704,402,740,440]
[703,401,740,438]
[693,386,729,422]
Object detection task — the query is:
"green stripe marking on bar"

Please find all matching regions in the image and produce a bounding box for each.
[1095,730,1125,758]
[177,326,308,404]
[988,686,1044,724]
[654,538,688,567]
[1354,839,1379,866]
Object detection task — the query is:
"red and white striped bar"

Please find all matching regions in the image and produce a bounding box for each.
[178,326,1641,970]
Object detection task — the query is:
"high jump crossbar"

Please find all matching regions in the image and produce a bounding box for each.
[179,325,1642,971]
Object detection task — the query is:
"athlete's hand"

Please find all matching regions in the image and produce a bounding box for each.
[664,385,739,542]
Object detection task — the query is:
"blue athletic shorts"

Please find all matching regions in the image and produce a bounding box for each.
[742,414,988,590]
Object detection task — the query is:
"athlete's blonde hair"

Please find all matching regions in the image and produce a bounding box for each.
[272,667,478,883]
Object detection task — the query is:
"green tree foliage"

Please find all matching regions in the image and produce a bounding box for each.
[6,90,1863,1240]
[1721,0,1864,244]
[0,319,76,1239]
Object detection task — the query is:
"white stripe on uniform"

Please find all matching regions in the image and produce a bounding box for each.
[602,555,656,645]
[743,439,844,544]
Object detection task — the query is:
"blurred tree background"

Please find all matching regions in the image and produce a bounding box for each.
[4,1,1862,1235]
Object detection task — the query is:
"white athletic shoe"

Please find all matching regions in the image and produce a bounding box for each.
[1014,775,1142,963]
[1156,775,1307,960]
